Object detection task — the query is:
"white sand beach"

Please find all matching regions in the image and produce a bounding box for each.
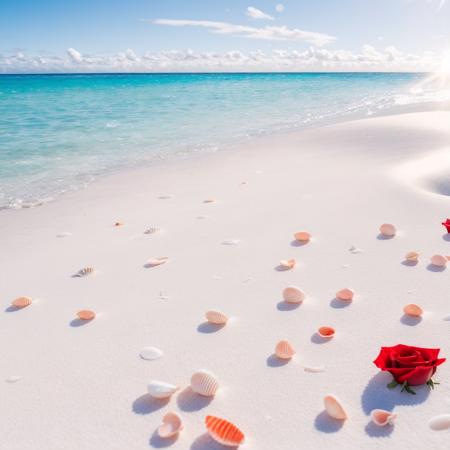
[1,110,450,450]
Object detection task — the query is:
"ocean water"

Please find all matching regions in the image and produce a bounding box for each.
[0,72,445,209]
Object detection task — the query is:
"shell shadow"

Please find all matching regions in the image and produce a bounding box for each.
[330,298,351,309]
[70,318,92,327]
[132,393,169,415]
[197,322,225,334]
[310,333,332,344]
[274,265,293,272]
[442,233,450,242]
[314,411,344,433]
[364,421,394,438]
[149,430,179,448]
[266,353,290,367]
[400,314,422,326]
[176,387,213,412]
[5,305,21,312]
[426,264,446,272]
[191,433,236,450]
[401,260,418,267]
[290,239,308,247]
[361,372,430,415]
[377,234,394,240]
[277,301,300,311]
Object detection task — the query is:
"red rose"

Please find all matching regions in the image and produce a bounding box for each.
[374,344,446,386]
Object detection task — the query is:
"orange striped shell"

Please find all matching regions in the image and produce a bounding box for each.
[12,296,32,308]
[318,326,335,338]
[205,415,245,447]
[77,310,96,320]
[294,231,311,242]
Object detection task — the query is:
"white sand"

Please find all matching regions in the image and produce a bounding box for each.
[1,110,450,450]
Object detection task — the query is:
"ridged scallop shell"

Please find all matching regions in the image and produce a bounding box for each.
[205,415,245,447]
[205,310,228,325]
[144,226,160,235]
[336,288,354,301]
[403,303,423,317]
[158,412,183,438]
[379,223,396,236]
[275,340,296,359]
[11,296,32,308]
[190,370,219,397]
[146,257,168,267]
[371,409,397,426]
[280,258,296,269]
[147,381,180,399]
[324,394,347,420]
[294,231,311,242]
[405,251,419,262]
[318,326,335,338]
[77,310,96,320]
[282,286,305,304]
[428,414,450,431]
[76,267,94,277]
[430,254,447,267]
[140,346,164,361]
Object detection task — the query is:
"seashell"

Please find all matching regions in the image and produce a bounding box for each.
[403,303,423,317]
[405,251,419,262]
[114,222,123,227]
[349,245,364,254]
[144,226,160,235]
[324,394,347,420]
[303,365,325,373]
[146,257,168,267]
[379,223,396,237]
[318,326,335,338]
[294,231,311,242]
[222,239,240,245]
[147,381,180,399]
[371,409,397,426]
[279,258,296,269]
[282,286,305,304]
[190,370,219,397]
[76,267,94,277]
[275,340,296,359]
[56,231,72,238]
[203,198,216,203]
[205,415,245,447]
[205,310,228,325]
[430,254,447,267]
[428,414,450,431]
[336,288,354,301]
[11,296,32,308]
[140,346,164,361]
[158,412,183,438]
[77,310,96,320]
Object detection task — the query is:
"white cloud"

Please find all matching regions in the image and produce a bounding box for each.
[275,4,285,13]
[246,6,274,20]
[152,19,336,46]
[67,47,83,63]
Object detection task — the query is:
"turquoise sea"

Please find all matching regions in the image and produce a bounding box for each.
[0,72,442,209]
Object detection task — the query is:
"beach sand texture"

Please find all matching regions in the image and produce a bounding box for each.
[1,111,450,450]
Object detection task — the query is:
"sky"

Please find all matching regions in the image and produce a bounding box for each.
[1,0,449,73]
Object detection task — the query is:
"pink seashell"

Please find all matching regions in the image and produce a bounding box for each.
[77,310,96,320]
[405,251,419,262]
[205,310,228,325]
[371,409,397,426]
[12,296,32,308]
[158,412,183,438]
[324,394,347,420]
[282,286,305,304]
[403,303,423,317]
[294,231,311,242]
[430,254,447,267]
[379,223,396,237]
[190,370,219,397]
[318,326,335,338]
[336,288,354,301]
[275,340,296,359]
[146,257,169,267]
[205,415,245,447]
[280,258,296,269]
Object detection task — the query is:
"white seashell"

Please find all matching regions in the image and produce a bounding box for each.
[405,251,419,262]
[336,288,354,301]
[222,239,240,245]
[349,245,364,254]
[430,254,447,267]
[428,414,450,431]
[140,346,163,361]
[371,409,397,426]
[190,370,219,397]
[379,223,396,237]
[279,258,296,269]
[75,267,94,277]
[56,232,72,238]
[282,286,305,304]
[303,365,325,373]
[147,380,180,399]
[144,226,160,235]
[275,340,296,359]
[324,394,347,420]
[158,412,184,438]
[205,310,228,325]
[6,375,23,383]
[146,257,168,267]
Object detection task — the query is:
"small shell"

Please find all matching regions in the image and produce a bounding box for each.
[77,310,96,320]
[282,286,305,304]
[146,257,168,267]
[349,245,364,254]
[147,381,180,399]
[318,326,335,338]
[76,267,94,277]
[336,288,354,301]
[144,226,160,235]
[294,231,311,242]
[205,310,228,325]
[405,251,419,262]
[403,303,423,317]
[222,239,240,245]
[303,365,325,373]
[371,409,397,426]
[203,198,216,203]
[190,370,219,397]
[158,412,183,438]
[324,394,347,420]
[11,296,32,308]
[428,414,450,431]
[114,222,123,227]
[430,254,447,267]
[275,340,296,359]
[140,346,164,361]
[205,415,245,447]
[280,258,296,269]
[379,223,396,237]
